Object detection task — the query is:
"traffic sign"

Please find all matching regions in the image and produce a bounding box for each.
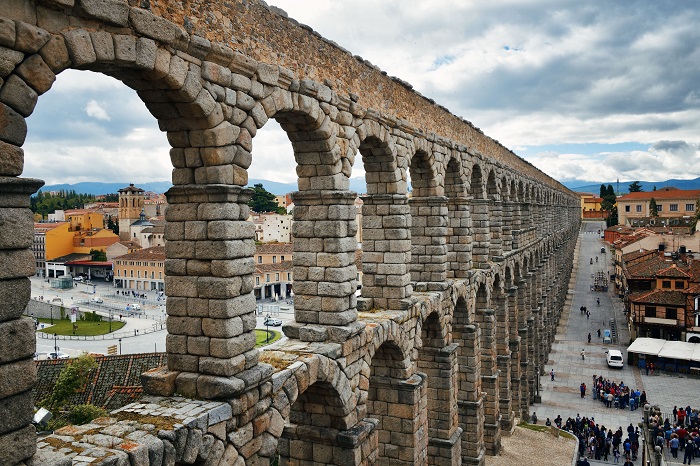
[107,345,118,355]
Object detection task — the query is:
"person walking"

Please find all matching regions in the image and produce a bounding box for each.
[551,369,555,381]
[588,332,591,343]
[684,439,694,464]
[581,349,586,360]
[671,436,680,459]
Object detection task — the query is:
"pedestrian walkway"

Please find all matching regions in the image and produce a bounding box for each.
[531,221,700,465]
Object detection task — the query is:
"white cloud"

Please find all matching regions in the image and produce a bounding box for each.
[85,100,110,121]
[19,1,700,189]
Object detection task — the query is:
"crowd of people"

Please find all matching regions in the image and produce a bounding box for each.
[649,407,700,464]
[558,414,640,465]
[590,375,646,411]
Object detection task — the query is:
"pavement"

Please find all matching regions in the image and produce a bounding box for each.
[530,220,700,465]
[30,276,294,357]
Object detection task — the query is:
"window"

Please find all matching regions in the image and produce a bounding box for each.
[273,256,277,264]
[670,204,678,212]
[666,308,677,320]
[258,256,262,264]
[636,205,642,212]
[275,273,279,281]
[644,306,656,318]
[687,203,695,211]
[281,255,285,262]
[137,271,140,278]
[657,205,663,211]
[625,205,631,212]
[130,270,133,277]
[266,274,270,282]
[662,280,671,289]
[256,276,260,286]
[287,273,291,281]
[675,281,685,289]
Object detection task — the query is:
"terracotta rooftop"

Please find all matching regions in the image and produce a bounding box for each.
[629,289,686,307]
[255,261,292,273]
[256,243,293,254]
[617,187,700,201]
[656,264,691,279]
[114,246,165,261]
[35,353,167,410]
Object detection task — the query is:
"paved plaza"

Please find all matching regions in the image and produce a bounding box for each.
[530,221,700,465]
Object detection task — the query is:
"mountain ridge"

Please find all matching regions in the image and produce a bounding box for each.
[39,177,700,197]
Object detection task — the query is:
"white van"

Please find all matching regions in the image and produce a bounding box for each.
[606,349,624,368]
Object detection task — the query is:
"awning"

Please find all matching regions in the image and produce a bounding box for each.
[628,337,700,362]
[627,337,667,356]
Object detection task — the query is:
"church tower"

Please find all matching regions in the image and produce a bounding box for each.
[118,184,145,240]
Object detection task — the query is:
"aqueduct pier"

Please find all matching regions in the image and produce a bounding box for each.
[0,1,581,464]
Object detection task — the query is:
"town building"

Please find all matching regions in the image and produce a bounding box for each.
[250,212,292,243]
[32,222,67,277]
[253,243,293,300]
[113,246,166,292]
[616,186,700,226]
[577,192,606,219]
[118,183,145,240]
[618,247,700,342]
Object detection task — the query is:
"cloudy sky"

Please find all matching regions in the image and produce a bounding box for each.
[23,0,700,189]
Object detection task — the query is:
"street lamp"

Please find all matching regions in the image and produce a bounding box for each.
[53,333,57,355]
[118,338,122,355]
[108,310,112,333]
[265,319,270,343]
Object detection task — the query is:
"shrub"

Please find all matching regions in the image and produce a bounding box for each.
[68,404,107,425]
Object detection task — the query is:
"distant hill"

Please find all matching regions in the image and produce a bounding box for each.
[564,177,700,195]
[42,177,700,197]
[39,178,370,197]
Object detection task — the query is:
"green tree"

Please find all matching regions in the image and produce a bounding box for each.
[606,185,615,197]
[90,249,107,261]
[649,198,658,217]
[628,181,643,193]
[248,183,281,213]
[107,215,119,235]
[41,354,97,412]
[605,206,619,227]
[599,184,607,198]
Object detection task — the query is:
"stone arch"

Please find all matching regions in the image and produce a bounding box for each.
[445,153,471,278]
[417,310,461,463]
[408,139,448,287]
[273,354,361,464]
[367,333,426,465]
[355,120,412,309]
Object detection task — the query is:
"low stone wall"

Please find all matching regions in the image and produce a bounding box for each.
[31,396,233,466]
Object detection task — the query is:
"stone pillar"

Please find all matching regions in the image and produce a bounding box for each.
[162,185,260,399]
[507,286,521,422]
[409,196,448,290]
[456,325,485,465]
[496,293,514,433]
[488,199,503,261]
[526,317,536,404]
[0,177,44,466]
[501,200,513,254]
[290,190,362,340]
[511,201,522,251]
[370,374,428,466]
[426,344,462,466]
[360,194,412,310]
[518,327,530,419]
[470,198,490,267]
[280,418,378,466]
[478,309,501,455]
[446,196,472,279]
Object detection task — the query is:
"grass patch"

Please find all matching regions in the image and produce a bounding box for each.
[38,318,125,336]
[256,328,281,346]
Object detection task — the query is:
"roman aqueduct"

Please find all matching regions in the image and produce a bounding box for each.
[0,1,581,465]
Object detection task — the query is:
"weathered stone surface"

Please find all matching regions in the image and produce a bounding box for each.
[0,318,34,365]
[0,424,35,464]
[0,101,27,145]
[0,389,32,436]
[141,366,178,397]
[79,0,130,26]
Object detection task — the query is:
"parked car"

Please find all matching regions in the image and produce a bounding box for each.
[131,303,141,311]
[90,297,103,303]
[606,349,623,368]
[73,276,84,282]
[48,351,70,360]
[264,317,282,326]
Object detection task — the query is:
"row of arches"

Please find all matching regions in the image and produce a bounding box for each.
[0,4,580,466]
